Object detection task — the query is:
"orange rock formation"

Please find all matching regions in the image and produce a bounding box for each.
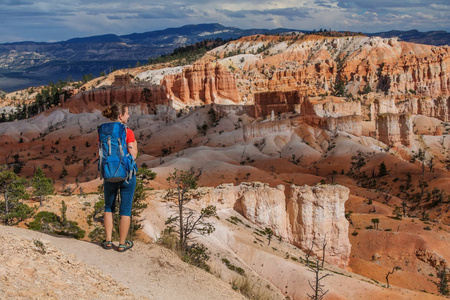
[162,63,240,104]
[66,84,168,113]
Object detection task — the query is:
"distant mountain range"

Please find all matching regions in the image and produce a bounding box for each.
[366,29,450,46]
[0,23,448,92]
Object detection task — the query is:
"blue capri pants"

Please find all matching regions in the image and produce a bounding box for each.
[104,175,136,216]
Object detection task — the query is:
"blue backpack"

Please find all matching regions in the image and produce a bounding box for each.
[98,122,137,182]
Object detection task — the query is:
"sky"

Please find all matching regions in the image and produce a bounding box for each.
[0,0,449,43]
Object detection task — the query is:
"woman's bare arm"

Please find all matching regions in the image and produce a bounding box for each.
[127,140,138,159]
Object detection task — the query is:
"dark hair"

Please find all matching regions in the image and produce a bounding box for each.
[102,102,127,120]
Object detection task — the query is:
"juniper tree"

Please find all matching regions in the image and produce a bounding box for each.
[386,266,401,288]
[371,218,380,230]
[437,267,449,296]
[0,167,33,225]
[165,168,217,252]
[378,162,388,177]
[32,166,55,206]
[264,227,274,245]
[59,166,68,179]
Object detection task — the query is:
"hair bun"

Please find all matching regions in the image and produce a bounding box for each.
[101,103,126,121]
[102,107,113,118]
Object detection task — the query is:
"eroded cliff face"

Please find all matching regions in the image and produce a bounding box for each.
[393,96,449,122]
[372,98,399,116]
[417,96,450,122]
[201,182,287,238]
[252,90,314,118]
[206,35,450,99]
[66,84,168,113]
[287,184,351,269]
[243,119,294,141]
[201,182,351,268]
[162,63,240,105]
[325,115,362,136]
[376,113,413,147]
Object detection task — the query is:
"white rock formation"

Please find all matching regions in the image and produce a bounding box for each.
[201,182,352,269]
[201,182,287,238]
[286,184,351,268]
[238,182,287,238]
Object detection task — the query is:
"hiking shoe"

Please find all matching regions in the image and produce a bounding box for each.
[101,240,113,250]
[117,240,133,252]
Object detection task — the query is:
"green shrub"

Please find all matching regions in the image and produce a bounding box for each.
[222,258,245,276]
[29,209,85,239]
[182,243,211,272]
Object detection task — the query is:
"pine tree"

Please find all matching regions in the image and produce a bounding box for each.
[59,166,68,179]
[378,162,388,177]
[0,167,33,225]
[438,267,449,296]
[165,168,217,251]
[32,167,55,206]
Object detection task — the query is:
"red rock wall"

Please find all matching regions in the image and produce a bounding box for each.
[162,63,240,104]
[111,75,131,87]
[252,90,314,118]
[66,85,168,113]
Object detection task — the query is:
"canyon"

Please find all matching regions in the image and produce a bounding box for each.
[1,33,450,299]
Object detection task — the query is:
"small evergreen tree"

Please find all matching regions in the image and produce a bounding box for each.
[360,83,372,95]
[437,267,449,296]
[12,154,24,174]
[59,166,68,179]
[164,168,217,252]
[32,167,55,206]
[264,227,274,245]
[128,167,156,236]
[28,201,85,239]
[0,167,33,225]
[371,218,380,230]
[378,162,388,177]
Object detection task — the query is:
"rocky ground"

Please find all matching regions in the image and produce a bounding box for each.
[0,225,245,300]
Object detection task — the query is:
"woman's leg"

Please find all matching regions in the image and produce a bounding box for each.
[104,212,114,241]
[119,215,131,245]
[104,181,118,242]
[118,176,137,245]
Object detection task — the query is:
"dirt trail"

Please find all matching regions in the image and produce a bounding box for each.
[0,225,244,300]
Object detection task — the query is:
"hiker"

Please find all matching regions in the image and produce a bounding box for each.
[98,102,137,252]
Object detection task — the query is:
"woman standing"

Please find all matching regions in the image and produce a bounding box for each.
[100,102,137,252]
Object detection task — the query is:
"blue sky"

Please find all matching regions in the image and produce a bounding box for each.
[0,0,448,43]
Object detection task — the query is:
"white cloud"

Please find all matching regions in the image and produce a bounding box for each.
[0,0,448,42]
